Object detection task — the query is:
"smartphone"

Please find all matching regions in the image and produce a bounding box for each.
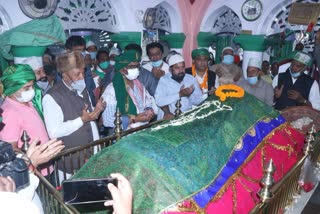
[62,177,118,205]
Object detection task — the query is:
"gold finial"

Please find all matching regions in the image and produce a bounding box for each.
[258,159,275,203]
[20,130,30,153]
[175,99,182,117]
[114,108,123,141]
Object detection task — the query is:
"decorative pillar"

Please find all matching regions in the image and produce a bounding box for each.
[234,34,267,78]
[109,32,141,49]
[197,32,232,64]
[160,33,186,54]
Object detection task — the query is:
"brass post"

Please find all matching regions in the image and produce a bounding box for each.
[175,99,182,117]
[20,130,30,153]
[258,159,275,203]
[304,126,315,155]
[114,108,122,141]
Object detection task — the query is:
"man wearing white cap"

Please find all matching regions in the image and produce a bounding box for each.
[154,53,203,120]
[273,52,320,110]
[210,46,243,85]
[237,58,274,106]
[109,44,121,66]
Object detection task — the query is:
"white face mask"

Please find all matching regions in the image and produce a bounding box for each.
[71,79,86,93]
[109,60,116,66]
[15,89,35,103]
[37,80,49,90]
[125,68,140,80]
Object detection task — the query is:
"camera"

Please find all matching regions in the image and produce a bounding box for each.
[0,141,30,191]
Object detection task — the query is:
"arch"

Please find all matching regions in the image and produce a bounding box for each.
[201,5,242,35]
[55,0,120,33]
[259,0,320,53]
[153,1,182,33]
[0,5,13,33]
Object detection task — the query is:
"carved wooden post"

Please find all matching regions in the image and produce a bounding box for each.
[175,99,182,117]
[258,159,275,203]
[114,108,122,141]
[21,130,30,153]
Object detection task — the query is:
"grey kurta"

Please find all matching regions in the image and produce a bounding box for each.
[237,78,274,106]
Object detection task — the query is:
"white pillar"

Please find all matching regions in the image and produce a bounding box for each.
[242,50,263,79]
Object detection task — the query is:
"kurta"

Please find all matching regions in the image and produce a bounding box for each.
[237,78,274,106]
[154,73,203,119]
[0,97,52,176]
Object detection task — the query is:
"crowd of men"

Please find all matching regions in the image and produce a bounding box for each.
[0,34,320,213]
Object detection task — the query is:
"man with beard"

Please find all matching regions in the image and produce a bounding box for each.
[273,52,320,111]
[154,53,203,120]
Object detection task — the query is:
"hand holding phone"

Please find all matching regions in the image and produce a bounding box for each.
[62,177,118,205]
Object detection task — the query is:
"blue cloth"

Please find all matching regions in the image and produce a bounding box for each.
[193,115,286,208]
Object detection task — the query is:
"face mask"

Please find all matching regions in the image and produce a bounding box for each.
[110,60,116,66]
[223,55,234,65]
[125,68,140,80]
[99,61,110,69]
[152,59,163,68]
[290,68,302,78]
[16,89,35,103]
[247,76,258,85]
[37,80,49,90]
[89,52,97,60]
[171,73,185,83]
[71,79,86,93]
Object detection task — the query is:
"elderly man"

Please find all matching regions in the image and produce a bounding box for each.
[42,52,106,174]
[237,58,274,106]
[155,53,203,120]
[0,64,64,176]
[186,48,217,100]
[101,50,157,131]
[210,46,242,85]
[143,42,170,79]
[273,52,320,111]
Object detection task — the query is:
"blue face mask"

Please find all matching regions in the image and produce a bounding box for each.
[152,59,163,68]
[99,61,110,69]
[290,69,302,78]
[247,76,258,85]
[71,79,86,93]
[223,55,234,65]
[89,52,97,60]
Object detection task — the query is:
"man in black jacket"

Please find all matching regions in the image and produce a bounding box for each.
[186,48,217,100]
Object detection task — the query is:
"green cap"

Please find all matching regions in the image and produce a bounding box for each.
[191,48,210,59]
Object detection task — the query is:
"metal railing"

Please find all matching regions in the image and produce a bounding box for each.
[250,126,319,214]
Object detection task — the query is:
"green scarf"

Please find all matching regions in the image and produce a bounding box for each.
[112,71,137,115]
[32,84,44,119]
[1,64,35,96]
[112,49,141,115]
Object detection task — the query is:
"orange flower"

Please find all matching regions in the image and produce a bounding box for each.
[191,64,208,90]
[215,84,245,102]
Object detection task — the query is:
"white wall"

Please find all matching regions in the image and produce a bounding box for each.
[200,0,291,35]
[0,0,31,28]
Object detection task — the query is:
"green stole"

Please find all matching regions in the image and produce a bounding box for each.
[112,72,137,116]
[32,84,44,119]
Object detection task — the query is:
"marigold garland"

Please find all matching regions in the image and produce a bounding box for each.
[215,84,245,102]
[191,64,208,90]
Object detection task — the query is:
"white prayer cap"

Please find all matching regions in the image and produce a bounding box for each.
[12,46,45,70]
[109,48,121,56]
[222,46,234,54]
[86,41,96,49]
[248,58,262,69]
[168,54,184,66]
[293,52,311,65]
[14,56,43,70]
